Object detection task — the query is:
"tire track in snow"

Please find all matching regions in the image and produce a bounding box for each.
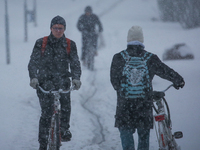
[77,0,125,145]
[79,70,106,148]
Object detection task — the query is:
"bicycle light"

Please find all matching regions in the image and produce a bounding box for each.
[155,114,165,121]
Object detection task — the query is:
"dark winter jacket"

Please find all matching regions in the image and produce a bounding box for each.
[77,13,103,33]
[110,45,184,129]
[28,33,81,91]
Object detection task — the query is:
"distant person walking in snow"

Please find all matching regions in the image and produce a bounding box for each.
[110,26,185,150]
[77,6,103,69]
[28,16,81,150]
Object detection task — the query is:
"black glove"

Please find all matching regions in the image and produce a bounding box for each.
[173,79,185,90]
[152,91,165,100]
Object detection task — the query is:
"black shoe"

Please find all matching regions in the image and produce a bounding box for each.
[61,129,72,142]
[39,144,47,150]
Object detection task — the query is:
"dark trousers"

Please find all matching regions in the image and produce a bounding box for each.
[37,90,71,145]
[119,127,150,150]
[81,32,98,61]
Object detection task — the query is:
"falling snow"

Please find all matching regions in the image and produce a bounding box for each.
[0,0,200,150]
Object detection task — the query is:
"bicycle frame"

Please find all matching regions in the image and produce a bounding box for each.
[38,86,74,150]
[153,84,183,150]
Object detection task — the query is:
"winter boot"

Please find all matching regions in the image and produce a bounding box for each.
[61,129,72,142]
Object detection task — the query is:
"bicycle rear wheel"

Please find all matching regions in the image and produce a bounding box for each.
[158,120,170,150]
[157,117,180,150]
[153,98,171,127]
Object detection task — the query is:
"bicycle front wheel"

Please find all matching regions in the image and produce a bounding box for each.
[55,114,61,150]
[48,114,61,150]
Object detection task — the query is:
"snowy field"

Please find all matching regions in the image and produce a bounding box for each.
[0,0,200,150]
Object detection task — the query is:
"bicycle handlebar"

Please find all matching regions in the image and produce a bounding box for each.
[37,85,74,94]
[161,84,174,93]
[152,84,174,101]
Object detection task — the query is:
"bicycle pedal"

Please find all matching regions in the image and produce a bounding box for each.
[174,131,183,139]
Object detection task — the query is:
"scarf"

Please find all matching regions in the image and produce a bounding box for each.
[127,41,145,48]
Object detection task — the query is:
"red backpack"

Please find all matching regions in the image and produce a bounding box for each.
[41,36,71,56]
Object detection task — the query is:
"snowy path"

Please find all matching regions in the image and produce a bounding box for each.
[79,72,105,145]
[1,0,200,149]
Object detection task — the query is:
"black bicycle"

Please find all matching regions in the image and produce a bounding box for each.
[38,86,74,150]
[153,84,183,150]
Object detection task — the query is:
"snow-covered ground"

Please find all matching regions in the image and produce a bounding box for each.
[0,0,200,149]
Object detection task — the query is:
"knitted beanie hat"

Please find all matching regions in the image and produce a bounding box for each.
[85,6,92,13]
[50,15,66,29]
[127,26,144,43]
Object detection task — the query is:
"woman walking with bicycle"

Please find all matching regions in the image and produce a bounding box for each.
[28,16,82,150]
[110,25,185,150]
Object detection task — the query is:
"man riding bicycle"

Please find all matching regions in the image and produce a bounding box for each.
[28,16,82,150]
[77,6,103,65]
